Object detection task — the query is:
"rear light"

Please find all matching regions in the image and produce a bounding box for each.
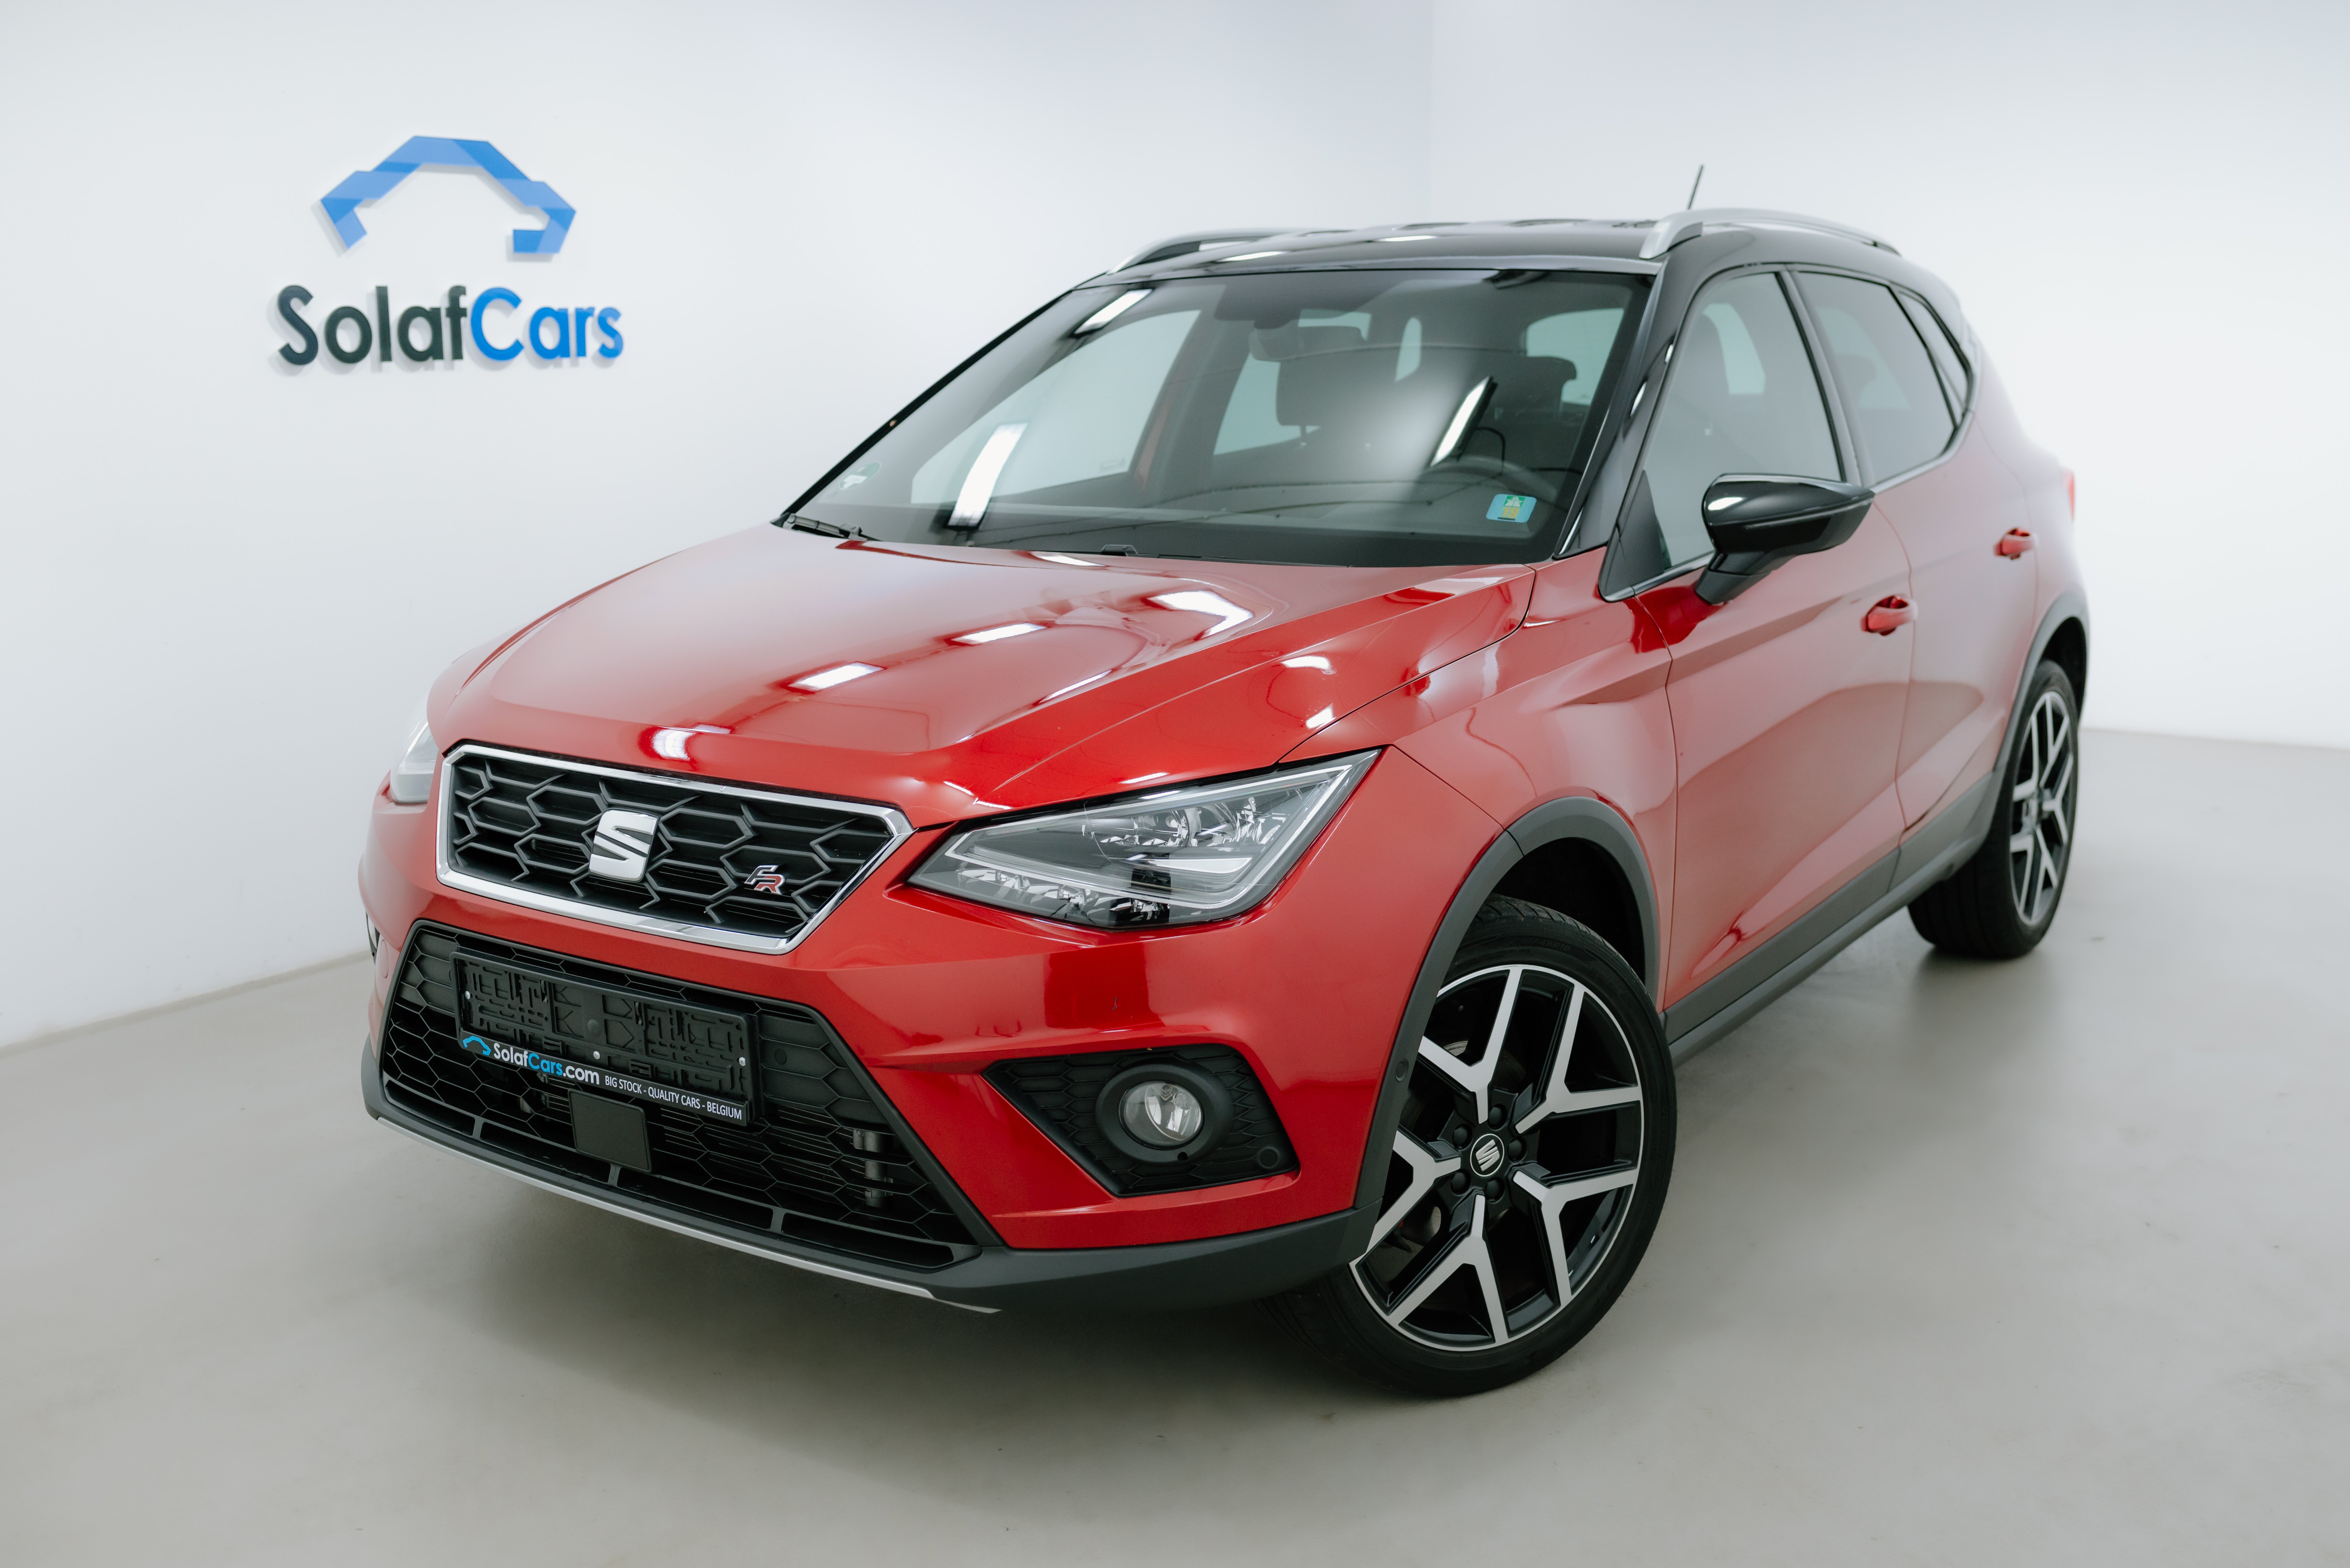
[2064,469,2076,519]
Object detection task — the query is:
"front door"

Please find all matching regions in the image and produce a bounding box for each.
[1606,268,1914,1012]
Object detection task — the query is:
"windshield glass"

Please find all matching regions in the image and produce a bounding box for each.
[792,268,1648,567]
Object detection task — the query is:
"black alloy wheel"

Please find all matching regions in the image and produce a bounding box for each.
[1909,660,2081,958]
[1265,898,1675,1396]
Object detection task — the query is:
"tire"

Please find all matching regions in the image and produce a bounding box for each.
[1908,660,2080,958]
[1264,897,1675,1396]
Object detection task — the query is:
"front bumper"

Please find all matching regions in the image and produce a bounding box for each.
[362,1037,1363,1310]
[358,744,1498,1294]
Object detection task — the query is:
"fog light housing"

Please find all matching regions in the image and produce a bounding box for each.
[1122,1081,1204,1146]
[1096,1061,1231,1164]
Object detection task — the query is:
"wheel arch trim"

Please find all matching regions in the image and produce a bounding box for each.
[1988,591,2090,831]
[1348,795,1660,1220]
[1912,586,2089,897]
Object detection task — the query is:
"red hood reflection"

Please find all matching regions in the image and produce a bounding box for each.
[435,528,1531,823]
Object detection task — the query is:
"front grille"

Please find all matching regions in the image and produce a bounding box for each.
[987,1046,1297,1196]
[440,745,907,951]
[379,923,982,1268]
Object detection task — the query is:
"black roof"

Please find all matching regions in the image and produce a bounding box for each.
[1103,211,1962,335]
[1112,219,1660,277]
[1113,210,1898,272]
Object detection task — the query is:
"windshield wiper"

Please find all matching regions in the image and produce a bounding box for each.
[776,512,873,540]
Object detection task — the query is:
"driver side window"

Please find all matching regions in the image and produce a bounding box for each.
[1612,271,1841,586]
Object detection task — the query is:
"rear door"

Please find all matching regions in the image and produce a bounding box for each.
[1794,272,2036,831]
[1605,268,1914,1012]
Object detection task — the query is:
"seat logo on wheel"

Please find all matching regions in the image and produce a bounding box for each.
[587,808,659,883]
[1469,1133,1507,1177]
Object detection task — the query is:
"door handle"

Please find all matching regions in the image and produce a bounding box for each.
[1997,528,2034,558]
[1863,595,1915,635]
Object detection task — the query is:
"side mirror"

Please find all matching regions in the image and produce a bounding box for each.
[1693,475,1875,603]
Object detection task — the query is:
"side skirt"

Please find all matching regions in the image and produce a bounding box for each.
[1662,768,1998,1061]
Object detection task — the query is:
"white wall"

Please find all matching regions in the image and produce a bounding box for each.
[7,0,2343,1048]
[0,0,1430,1046]
[1432,0,2350,750]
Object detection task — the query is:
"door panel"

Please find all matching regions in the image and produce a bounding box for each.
[1796,272,2038,829]
[1609,266,1912,1008]
[1638,510,1912,1003]
[1875,432,2035,825]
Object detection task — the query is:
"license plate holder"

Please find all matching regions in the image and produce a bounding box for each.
[454,953,755,1128]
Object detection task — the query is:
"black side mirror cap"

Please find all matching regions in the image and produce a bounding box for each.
[1693,475,1875,603]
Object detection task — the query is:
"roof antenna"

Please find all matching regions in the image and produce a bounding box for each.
[1685,164,1706,210]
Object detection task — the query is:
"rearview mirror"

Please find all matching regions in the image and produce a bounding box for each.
[1693,476,1876,603]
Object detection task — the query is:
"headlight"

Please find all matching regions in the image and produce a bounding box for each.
[387,708,437,805]
[909,752,1376,929]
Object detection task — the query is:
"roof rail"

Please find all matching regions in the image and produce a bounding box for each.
[1112,229,1294,271]
[1638,208,1898,260]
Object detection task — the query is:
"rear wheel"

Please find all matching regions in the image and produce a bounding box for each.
[1908,660,2080,957]
[1264,898,1674,1396]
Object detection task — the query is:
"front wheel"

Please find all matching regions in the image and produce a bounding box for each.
[1264,898,1675,1396]
[1908,660,2080,958]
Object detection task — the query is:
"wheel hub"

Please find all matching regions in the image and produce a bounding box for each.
[2008,687,2076,926]
[1352,961,1646,1352]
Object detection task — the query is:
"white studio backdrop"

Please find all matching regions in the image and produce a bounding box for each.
[0,0,1430,1046]
[2,0,2341,1048]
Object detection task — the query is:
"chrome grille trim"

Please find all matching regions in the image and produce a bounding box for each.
[433,743,913,955]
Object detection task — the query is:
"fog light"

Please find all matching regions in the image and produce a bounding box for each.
[1120,1081,1205,1147]
[1095,1060,1233,1164]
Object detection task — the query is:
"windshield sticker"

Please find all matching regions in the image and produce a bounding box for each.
[1486,493,1538,522]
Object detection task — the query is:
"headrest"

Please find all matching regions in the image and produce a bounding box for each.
[1835,353,1883,404]
[1489,353,1574,413]
[1268,331,1400,429]
[1679,313,1730,402]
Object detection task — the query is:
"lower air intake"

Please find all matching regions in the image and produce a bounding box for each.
[378,923,981,1268]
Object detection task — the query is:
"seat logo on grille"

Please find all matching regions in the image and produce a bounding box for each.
[588,808,660,882]
[744,863,788,895]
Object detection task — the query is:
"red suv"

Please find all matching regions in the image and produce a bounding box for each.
[360,210,2084,1394]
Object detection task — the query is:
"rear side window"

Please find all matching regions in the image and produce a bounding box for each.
[1610,270,1840,584]
[1896,292,1971,413]
[1799,273,1954,480]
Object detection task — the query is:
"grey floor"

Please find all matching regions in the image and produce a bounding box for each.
[4,732,2346,1566]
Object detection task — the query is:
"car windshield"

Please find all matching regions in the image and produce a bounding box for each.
[791,268,1649,567]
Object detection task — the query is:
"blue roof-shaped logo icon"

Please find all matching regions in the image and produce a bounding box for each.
[319,137,575,256]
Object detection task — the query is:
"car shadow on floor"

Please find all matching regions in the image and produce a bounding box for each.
[378,1163,1410,1509]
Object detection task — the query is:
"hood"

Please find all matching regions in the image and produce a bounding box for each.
[437,526,1529,824]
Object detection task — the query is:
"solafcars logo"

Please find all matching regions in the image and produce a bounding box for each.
[273,136,625,369]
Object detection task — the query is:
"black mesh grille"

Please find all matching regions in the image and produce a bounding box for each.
[379,923,981,1268]
[986,1046,1297,1196]
[444,747,900,945]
